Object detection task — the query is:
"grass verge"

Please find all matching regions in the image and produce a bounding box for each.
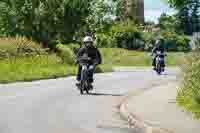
[176,52,200,119]
[0,39,185,83]
[100,48,185,67]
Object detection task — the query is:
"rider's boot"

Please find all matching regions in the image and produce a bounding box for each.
[76,81,81,89]
[89,84,93,90]
[153,65,156,70]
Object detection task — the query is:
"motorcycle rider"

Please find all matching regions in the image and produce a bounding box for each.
[151,38,165,70]
[75,35,102,89]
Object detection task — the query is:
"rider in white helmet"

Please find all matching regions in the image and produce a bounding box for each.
[75,35,102,89]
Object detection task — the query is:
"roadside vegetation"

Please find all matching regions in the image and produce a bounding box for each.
[0,38,114,83]
[0,37,75,83]
[164,0,200,119]
[0,0,199,90]
[177,45,200,119]
[0,37,184,83]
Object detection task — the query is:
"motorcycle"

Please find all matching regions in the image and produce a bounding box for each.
[154,51,166,75]
[76,55,95,95]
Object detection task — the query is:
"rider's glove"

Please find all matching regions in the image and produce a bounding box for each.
[89,65,95,70]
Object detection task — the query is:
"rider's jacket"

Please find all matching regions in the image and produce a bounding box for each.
[76,46,102,65]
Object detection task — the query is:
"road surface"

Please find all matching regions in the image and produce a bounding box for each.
[0,69,178,133]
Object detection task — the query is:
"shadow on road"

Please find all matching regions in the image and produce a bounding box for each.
[87,92,123,96]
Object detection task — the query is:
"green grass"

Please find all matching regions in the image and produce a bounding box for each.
[0,48,184,83]
[0,55,77,83]
[0,38,184,84]
[176,52,200,119]
[100,48,185,67]
[0,54,112,83]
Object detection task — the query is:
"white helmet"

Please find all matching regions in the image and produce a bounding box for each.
[83,36,93,43]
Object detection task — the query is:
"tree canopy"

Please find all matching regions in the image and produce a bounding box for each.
[0,0,92,46]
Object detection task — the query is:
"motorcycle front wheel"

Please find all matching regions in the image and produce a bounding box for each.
[156,64,162,75]
[80,80,84,95]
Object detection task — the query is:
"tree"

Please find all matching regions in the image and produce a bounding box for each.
[0,0,91,47]
[177,4,193,35]
[116,0,136,21]
[167,0,200,35]
[158,13,179,32]
[0,2,10,36]
[86,0,117,33]
[191,0,200,32]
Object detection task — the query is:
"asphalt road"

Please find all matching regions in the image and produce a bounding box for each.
[0,69,178,133]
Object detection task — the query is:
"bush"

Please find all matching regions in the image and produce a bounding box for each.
[55,43,74,65]
[160,31,191,52]
[95,33,117,48]
[109,20,143,50]
[94,20,144,50]
[142,32,155,51]
[176,35,191,51]
[194,38,200,50]
[66,43,80,54]
[143,31,191,52]
[0,37,47,58]
[177,52,200,119]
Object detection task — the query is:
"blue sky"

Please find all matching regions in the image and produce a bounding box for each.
[144,0,174,23]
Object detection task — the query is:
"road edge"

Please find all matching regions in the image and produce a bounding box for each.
[119,85,176,133]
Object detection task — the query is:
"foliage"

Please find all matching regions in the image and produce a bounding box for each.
[167,0,200,35]
[158,13,179,32]
[0,39,114,83]
[177,52,200,119]
[142,32,157,51]
[100,48,183,66]
[160,31,191,51]
[95,33,117,48]
[91,20,144,50]
[66,43,80,54]
[177,4,193,35]
[0,0,91,46]
[166,0,188,9]
[116,0,136,21]
[191,0,200,32]
[0,54,77,83]
[86,0,117,33]
[143,30,191,52]
[55,43,74,65]
[109,20,143,49]
[0,37,75,83]
[0,37,48,59]
[194,38,200,49]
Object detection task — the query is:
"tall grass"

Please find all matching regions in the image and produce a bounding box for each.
[0,39,113,83]
[0,37,77,83]
[177,52,200,119]
[0,55,77,83]
[0,38,185,83]
[100,48,184,66]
